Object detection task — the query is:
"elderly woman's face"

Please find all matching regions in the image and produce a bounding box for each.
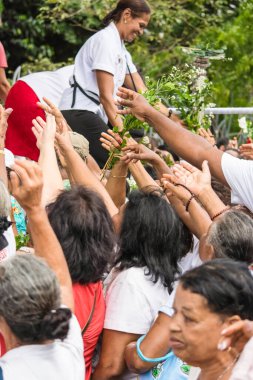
[169,284,228,366]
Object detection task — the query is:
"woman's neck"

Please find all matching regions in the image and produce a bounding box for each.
[198,350,239,380]
[114,21,124,41]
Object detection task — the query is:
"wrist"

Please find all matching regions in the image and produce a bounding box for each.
[25,206,45,218]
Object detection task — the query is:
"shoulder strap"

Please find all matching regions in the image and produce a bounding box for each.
[0,367,3,380]
[71,75,100,108]
[81,288,98,336]
[126,58,137,92]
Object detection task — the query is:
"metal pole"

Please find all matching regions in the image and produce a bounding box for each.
[170,107,253,115]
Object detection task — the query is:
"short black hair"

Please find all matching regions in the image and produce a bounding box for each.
[47,186,116,284]
[180,259,253,320]
[116,189,193,292]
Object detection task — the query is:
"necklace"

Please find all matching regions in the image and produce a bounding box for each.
[197,353,240,380]
[216,353,240,380]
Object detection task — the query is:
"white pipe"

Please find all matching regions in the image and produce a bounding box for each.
[169,107,253,115]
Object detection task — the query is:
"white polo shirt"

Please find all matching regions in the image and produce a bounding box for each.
[221,153,253,212]
[59,22,137,122]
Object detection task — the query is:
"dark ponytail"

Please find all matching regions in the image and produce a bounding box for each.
[103,0,151,26]
[7,307,72,343]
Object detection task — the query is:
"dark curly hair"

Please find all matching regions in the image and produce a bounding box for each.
[47,186,116,284]
[116,189,193,293]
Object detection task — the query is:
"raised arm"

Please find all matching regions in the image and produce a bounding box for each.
[32,114,64,206]
[56,131,118,217]
[10,160,74,311]
[117,87,226,185]
[0,105,13,187]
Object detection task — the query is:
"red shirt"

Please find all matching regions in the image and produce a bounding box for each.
[73,282,105,380]
[0,42,8,68]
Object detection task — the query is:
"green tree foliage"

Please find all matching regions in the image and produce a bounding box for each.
[1,0,251,108]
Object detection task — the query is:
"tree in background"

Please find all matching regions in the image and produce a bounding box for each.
[0,0,252,111]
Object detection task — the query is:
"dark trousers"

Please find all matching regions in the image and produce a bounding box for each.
[61,110,109,168]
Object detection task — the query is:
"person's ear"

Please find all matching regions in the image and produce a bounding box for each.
[199,233,215,261]
[122,8,132,23]
[223,315,241,329]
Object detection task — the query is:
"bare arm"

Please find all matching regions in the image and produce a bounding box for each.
[56,132,118,217]
[0,68,11,103]
[125,312,172,373]
[96,70,123,130]
[117,87,226,185]
[10,160,74,311]
[32,114,64,206]
[92,329,141,380]
[124,71,147,92]
[0,105,13,187]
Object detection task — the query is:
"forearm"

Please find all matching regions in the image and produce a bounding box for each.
[106,161,128,208]
[101,96,123,130]
[0,137,7,187]
[26,207,73,310]
[152,157,172,180]
[129,161,160,190]
[145,107,226,184]
[125,312,172,373]
[38,143,63,205]
[0,80,11,102]
[64,147,118,216]
[169,196,211,238]
[198,188,227,219]
[92,366,122,380]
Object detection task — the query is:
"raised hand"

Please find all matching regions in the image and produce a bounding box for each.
[32,114,56,150]
[121,143,160,164]
[197,128,216,146]
[0,104,13,145]
[100,129,122,152]
[9,160,43,213]
[37,97,70,133]
[162,173,193,205]
[171,160,211,197]
[218,320,253,353]
[116,87,152,122]
[239,143,253,160]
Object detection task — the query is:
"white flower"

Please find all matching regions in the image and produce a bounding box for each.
[141,136,150,145]
[238,117,248,133]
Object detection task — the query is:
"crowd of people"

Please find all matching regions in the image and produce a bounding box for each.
[0,0,253,379]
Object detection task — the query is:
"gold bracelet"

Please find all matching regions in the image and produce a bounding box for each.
[111,174,127,178]
[0,149,5,155]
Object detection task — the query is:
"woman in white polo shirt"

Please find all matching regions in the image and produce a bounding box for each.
[59,0,152,168]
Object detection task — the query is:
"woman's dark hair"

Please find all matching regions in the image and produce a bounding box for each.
[207,209,253,264]
[47,186,116,284]
[116,188,193,292]
[0,216,12,251]
[103,0,151,26]
[0,254,72,343]
[180,259,253,320]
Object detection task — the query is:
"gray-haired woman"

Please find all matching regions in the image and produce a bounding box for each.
[0,160,84,380]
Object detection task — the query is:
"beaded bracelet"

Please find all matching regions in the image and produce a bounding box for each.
[185,194,195,212]
[211,206,230,221]
[174,183,193,195]
[136,335,174,363]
